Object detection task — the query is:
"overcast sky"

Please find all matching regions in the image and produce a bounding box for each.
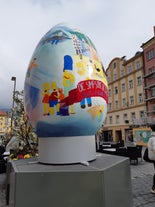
[0,0,155,108]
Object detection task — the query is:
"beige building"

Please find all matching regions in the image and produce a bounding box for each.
[104,52,146,142]
[0,110,10,139]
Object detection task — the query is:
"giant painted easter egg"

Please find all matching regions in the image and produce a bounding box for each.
[24,24,108,138]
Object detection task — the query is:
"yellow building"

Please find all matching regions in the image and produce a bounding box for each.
[104,52,146,142]
[0,110,9,138]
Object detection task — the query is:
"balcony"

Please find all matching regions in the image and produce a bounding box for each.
[144,82,155,90]
[144,71,155,78]
[131,116,155,126]
[145,96,155,101]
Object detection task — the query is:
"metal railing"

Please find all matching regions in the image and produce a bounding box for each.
[132,117,155,126]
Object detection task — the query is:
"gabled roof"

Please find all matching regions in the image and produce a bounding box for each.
[0,110,8,116]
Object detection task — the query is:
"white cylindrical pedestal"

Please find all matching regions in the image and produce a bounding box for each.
[38,136,96,164]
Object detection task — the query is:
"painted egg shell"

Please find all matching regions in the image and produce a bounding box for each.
[24,24,108,137]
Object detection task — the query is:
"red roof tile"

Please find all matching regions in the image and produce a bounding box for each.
[0,110,8,116]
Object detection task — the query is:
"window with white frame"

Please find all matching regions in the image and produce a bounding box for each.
[116,115,120,123]
[129,80,133,89]
[113,62,117,69]
[103,117,107,125]
[108,103,112,110]
[115,100,118,109]
[127,65,132,73]
[108,89,111,97]
[137,76,142,86]
[146,49,154,61]
[113,73,117,80]
[138,93,143,103]
[139,111,145,118]
[120,68,125,77]
[123,113,128,120]
[131,112,136,121]
[130,96,134,105]
[114,86,118,94]
[149,67,155,73]
[152,105,155,112]
[151,87,155,97]
[122,98,127,107]
[109,116,113,124]
[135,60,140,69]
[122,83,125,92]
[107,76,111,83]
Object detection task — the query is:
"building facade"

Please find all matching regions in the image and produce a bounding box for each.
[0,110,10,139]
[104,52,146,142]
[141,26,155,130]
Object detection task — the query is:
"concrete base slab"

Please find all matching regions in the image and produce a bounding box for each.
[8,153,132,207]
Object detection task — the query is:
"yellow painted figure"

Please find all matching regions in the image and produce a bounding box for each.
[49,82,60,115]
[41,82,50,116]
[63,70,75,114]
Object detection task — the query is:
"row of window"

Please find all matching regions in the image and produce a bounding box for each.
[109,60,141,82]
[108,111,145,125]
[108,93,144,110]
[0,121,8,125]
[109,76,142,96]
[108,47,155,83]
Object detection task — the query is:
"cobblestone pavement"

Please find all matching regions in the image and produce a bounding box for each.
[0,159,155,207]
[131,160,155,207]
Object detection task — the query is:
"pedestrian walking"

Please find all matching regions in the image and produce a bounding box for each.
[148,131,155,194]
